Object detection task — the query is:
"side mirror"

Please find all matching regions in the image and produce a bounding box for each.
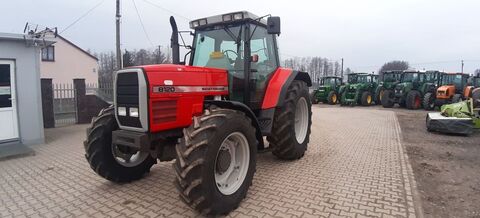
[267,16,281,35]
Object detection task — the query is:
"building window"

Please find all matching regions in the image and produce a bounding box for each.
[41,46,55,61]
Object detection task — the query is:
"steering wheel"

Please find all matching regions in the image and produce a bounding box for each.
[222,50,238,63]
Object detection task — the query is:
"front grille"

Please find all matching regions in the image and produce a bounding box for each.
[152,100,177,124]
[116,72,142,128]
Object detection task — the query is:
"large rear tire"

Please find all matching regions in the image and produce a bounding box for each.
[423,92,435,111]
[268,80,312,160]
[173,107,257,215]
[84,106,155,183]
[381,90,395,108]
[406,90,422,110]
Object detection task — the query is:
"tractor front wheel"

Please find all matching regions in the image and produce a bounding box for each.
[84,106,155,183]
[173,107,257,215]
[327,91,338,105]
[360,91,373,106]
[406,90,422,110]
[381,90,395,108]
[375,88,384,105]
[268,80,312,160]
[423,92,435,110]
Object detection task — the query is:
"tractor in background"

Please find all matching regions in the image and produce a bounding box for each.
[340,73,378,106]
[375,70,403,105]
[83,11,312,215]
[465,76,480,107]
[422,71,444,110]
[382,70,430,109]
[425,73,470,109]
[311,76,343,105]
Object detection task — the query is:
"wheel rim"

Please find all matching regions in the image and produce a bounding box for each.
[332,94,337,103]
[214,132,250,195]
[367,95,372,104]
[379,90,384,102]
[295,97,309,144]
[415,96,421,108]
[111,144,149,167]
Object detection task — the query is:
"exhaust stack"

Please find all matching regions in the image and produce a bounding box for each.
[170,16,180,64]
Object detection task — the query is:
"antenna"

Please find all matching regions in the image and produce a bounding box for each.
[23,22,57,47]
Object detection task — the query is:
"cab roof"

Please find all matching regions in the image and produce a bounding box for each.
[189,11,267,30]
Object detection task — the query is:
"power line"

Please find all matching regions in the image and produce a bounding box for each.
[132,0,154,47]
[60,0,106,34]
[141,0,191,21]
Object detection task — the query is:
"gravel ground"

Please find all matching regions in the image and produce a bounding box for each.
[394,108,480,218]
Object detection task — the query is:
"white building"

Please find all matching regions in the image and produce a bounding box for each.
[40,35,98,84]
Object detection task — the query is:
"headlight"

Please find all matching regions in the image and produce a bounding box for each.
[129,107,139,117]
[118,107,126,116]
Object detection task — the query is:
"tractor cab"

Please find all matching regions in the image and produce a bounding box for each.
[436,73,469,100]
[346,73,368,84]
[188,11,281,109]
[320,76,342,88]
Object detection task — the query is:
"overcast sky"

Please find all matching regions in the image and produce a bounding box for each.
[2,0,480,73]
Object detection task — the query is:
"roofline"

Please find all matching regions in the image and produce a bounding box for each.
[57,35,98,61]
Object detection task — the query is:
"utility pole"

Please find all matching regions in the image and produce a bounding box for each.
[461,60,464,74]
[341,58,344,79]
[116,0,122,69]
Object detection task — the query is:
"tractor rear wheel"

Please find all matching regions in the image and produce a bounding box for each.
[381,90,395,108]
[84,106,155,183]
[452,94,462,103]
[423,92,435,110]
[327,91,338,105]
[406,90,422,110]
[268,80,312,160]
[360,91,373,106]
[173,106,257,215]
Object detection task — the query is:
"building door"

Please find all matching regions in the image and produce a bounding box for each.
[0,60,19,142]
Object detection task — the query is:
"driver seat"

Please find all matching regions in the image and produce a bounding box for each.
[206,52,231,70]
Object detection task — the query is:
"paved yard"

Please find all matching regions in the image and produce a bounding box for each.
[0,106,420,217]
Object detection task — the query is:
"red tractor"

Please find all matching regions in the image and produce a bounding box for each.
[84,11,312,215]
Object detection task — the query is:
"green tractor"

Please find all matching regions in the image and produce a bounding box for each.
[340,73,379,106]
[382,70,432,110]
[311,76,343,105]
[375,70,403,105]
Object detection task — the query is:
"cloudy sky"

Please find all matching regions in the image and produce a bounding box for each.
[2,0,480,73]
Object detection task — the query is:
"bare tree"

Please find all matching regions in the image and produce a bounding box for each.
[378,60,409,77]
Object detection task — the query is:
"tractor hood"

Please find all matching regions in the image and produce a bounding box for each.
[134,64,229,87]
[436,85,455,99]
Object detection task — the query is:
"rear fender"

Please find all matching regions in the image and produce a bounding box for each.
[205,100,265,150]
[261,68,312,109]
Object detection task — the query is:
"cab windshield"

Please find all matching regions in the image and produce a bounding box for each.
[402,73,419,82]
[322,78,337,86]
[357,75,371,83]
[441,74,463,87]
[383,73,397,82]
